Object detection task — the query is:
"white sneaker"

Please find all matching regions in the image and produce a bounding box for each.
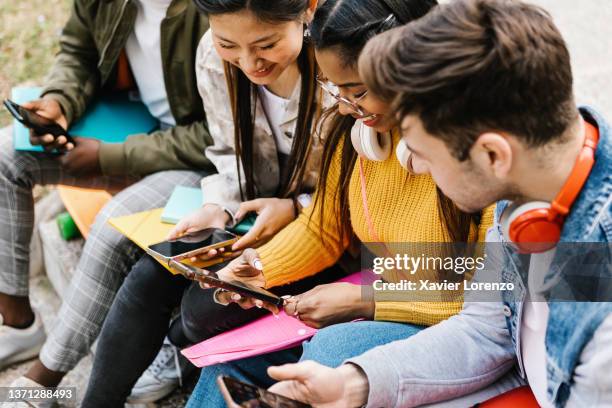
[0,377,57,408]
[0,312,46,370]
[126,338,195,403]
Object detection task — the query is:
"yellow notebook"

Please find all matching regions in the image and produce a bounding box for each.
[58,186,112,239]
[108,209,229,274]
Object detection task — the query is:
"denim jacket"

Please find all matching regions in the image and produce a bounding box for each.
[349,107,612,408]
[495,107,612,406]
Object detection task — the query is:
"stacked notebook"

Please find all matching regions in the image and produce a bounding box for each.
[160,186,203,224]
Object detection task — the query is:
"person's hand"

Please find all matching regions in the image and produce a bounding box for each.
[60,137,101,175]
[283,283,374,329]
[232,198,296,251]
[212,248,281,313]
[268,361,369,408]
[166,204,231,260]
[168,204,229,240]
[22,97,71,152]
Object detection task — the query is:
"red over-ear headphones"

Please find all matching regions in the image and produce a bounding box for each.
[502,119,599,253]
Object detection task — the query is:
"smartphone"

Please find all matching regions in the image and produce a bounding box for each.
[147,228,239,262]
[218,376,311,408]
[168,261,284,307]
[230,213,257,235]
[3,99,77,146]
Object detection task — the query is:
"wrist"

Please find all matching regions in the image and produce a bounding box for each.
[337,364,369,407]
[352,285,375,320]
[204,204,231,225]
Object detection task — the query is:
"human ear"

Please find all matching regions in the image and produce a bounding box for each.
[303,0,318,23]
[470,132,513,179]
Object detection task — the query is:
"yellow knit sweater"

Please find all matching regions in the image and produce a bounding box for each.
[258,132,494,326]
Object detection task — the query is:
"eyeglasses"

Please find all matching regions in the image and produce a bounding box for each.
[316,76,368,116]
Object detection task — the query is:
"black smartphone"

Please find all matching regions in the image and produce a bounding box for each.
[147,228,239,261]
[3,99,77,146]
[167,261,284,307]
[218,376,311,408]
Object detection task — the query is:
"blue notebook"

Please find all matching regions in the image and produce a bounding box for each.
[161,186,204,224]
[11,87,159,151]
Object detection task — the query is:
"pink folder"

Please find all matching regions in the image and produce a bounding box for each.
[181,272,366,367]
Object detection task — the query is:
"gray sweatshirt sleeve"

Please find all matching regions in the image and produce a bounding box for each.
[347,228,517,408]
[565,313,612,406]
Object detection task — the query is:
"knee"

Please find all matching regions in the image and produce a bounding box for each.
[0,128,34,186]
[300,322,356,367]
[179,285,214,342]
[179,285,242,343]
[86,198,135,249]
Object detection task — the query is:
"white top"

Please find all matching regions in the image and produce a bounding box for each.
[125,0,176,126]
[521,300,553,408]
[520,248,556,408]
[258,85,293,155]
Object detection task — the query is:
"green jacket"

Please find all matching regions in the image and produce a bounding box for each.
[41,0,214,176]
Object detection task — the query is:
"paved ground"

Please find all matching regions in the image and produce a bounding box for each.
[0,1,611,407]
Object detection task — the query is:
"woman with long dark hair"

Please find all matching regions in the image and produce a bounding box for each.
[187,0,494,406]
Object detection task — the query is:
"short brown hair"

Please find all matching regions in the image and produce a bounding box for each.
[359,0,579,160]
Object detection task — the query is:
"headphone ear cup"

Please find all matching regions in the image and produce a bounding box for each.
[396,141,415,173]
[350,120,391,161]
[502,201,563,253]
[350,121,367,158]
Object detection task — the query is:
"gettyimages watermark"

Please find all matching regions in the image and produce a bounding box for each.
[357,242,612,303]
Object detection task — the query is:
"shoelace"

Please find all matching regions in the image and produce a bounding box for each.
[147,343,183,387]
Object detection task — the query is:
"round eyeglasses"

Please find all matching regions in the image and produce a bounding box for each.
[316,76,368,116]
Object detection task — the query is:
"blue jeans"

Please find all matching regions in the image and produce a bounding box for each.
[186,321,423,408]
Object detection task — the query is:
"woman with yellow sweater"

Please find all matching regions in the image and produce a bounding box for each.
[187,0,493,406]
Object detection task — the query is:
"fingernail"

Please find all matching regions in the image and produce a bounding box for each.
[255,300,263,308]
[254,259,263,270]
[274,313,280,319]
[232,294,242,301]
[281,295,292,299]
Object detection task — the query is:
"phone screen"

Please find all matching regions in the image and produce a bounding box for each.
[220,376,311,408]
[148,228,237,258]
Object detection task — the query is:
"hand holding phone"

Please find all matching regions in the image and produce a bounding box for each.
[3,98,75,151]
[167,261,284,307]
[218,376,311,408]
[148,228,239,262]
[211,248,284,313]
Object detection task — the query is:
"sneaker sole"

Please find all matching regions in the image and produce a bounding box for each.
[0,342,44,370]
[126,383,179,404]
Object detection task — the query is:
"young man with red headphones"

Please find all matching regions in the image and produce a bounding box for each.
[262,0,612,407]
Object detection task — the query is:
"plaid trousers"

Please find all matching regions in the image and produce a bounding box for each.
[0,126,206,371]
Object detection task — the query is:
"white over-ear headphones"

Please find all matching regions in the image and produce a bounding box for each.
[395,139,414,173]
[351,120,415,172]
[350,120,391,161]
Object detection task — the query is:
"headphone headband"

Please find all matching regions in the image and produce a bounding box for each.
[505,118,599,253]
[550,120,599,218]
